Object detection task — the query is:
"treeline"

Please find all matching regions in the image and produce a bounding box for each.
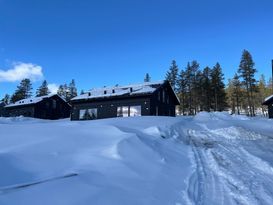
[1,79,78,104]
[162,49,271,116]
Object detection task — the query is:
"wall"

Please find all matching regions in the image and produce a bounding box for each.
[71,97,151,120]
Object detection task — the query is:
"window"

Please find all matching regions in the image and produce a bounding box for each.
[162,90,165,103]
[158,91,160,101]
[117,106,129,117]
[117,106,141,117]
[52,100,57,109]
[79,108,98,120]
[156,106,159,116]
[130,106,141,116]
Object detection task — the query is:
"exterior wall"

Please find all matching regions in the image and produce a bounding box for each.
[35,95,71,119]
[71,97,151,120]
[5,95,71,120]
[150,85,177,117]
[6,106,35,117]
[268,104,273,119]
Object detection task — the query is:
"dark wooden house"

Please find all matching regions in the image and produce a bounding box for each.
[70,80,180,121]
[5,94,71,119]
[0,101,7,117]
[262,95,273,118]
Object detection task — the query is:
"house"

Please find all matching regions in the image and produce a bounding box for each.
[70,80,180,121]
[5,94,71,120]
[262,94,273,118]
[0,101,7,117]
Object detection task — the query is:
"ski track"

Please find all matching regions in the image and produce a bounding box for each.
[181,121,273,205]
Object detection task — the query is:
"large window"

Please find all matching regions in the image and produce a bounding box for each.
[79,108,98,120]
[117,106,129,117]
[117,105,141,117]
[130,106,141,116]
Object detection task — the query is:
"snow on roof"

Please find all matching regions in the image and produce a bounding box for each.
[71,81,165,101]
[264,94,273,102]
[5,94,57,108]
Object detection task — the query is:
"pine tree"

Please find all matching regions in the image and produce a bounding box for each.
[238,50,257,116]
[1,94,10,105]
[210,63,227,111]
[36,80,50,97]
[231,73,242,115]
[184,61,199,115]
[144,73,151,82]
[11,79,32,103]
[165,60,179,91]
[57,85,65,98]
[68,79,77,100]
[177,69,187,115]
[201,67,212,112]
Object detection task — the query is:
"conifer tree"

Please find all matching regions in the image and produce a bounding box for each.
[68,79,77,100]
[80,90,84,95]
[238,50,257,116]
[57,85,65,98]
[165,60,179,91]
[231,73,242,114]
[11,79,32,103]
[1,94,10,105]
[144,73,151,82]
[177,69,187,115]
[210,63,227,111]
[201,67,212,111]
[36,80,50,97]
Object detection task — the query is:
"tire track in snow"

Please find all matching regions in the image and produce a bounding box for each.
[184,126,273,205]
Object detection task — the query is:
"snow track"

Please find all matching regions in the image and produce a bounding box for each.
[182,115,273,205]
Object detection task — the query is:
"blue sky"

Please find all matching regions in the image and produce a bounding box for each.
[1,0,273,98]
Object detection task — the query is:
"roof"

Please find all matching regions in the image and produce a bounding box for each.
[262,94,273,105]
[71,80,177,102]
[5,94,63,108]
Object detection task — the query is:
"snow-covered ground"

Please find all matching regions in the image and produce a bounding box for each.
[0,113,272,205]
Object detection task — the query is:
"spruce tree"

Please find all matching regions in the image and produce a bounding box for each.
[201,67,212,112]
[68,79,77,100]
[36,80,50,97]
[210,63,227,111]
[232,73,242,115]
[144,73,151,82]
[238,50,257,116]
[1,94,10,105]
[165,60,179,91]
[177,69,187,115]
[11,79,32,103]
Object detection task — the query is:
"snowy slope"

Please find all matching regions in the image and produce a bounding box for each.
[0,113,273,205]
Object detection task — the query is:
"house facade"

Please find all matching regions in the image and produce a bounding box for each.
[262,95,273,118]
[5,94,71,120]
[70,80,180,121]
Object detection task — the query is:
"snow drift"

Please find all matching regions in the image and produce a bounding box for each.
[0,112,272,205]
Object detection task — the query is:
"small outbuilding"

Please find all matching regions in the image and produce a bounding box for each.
[70,80,180,121]
[5,94,71,120]
[262,95,273,118]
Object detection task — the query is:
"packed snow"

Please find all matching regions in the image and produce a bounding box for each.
[0,112,273,205]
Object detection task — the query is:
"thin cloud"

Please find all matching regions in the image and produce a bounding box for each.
[48,83,59,94]
[0,62,43,82]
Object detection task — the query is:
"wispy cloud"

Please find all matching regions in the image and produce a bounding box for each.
[48,83,59,94]
[0,62,43,82]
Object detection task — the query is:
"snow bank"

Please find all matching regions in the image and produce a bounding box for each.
[0,113,273,205]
